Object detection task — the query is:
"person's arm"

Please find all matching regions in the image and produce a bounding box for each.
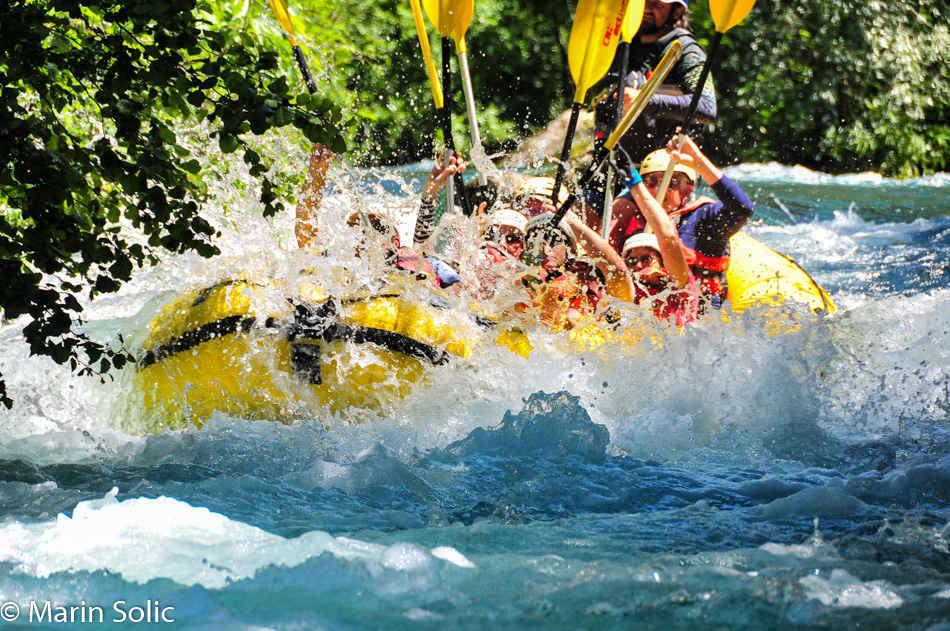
[622,40,717,125]
[627,172,691,289]
[651,40,717,124]
[564,211,625,273]
[666,133,722,185]
[414,153,466,247]
[668,132,754,242]
[563,211,636,303]
[295,144,333,249]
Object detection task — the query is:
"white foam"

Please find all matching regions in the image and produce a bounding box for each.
[0,488,474,589]
[800,569,903,609]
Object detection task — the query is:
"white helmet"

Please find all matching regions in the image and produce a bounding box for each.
[621,232,661,257]
[487,208,528,233]
[522,213,577,265]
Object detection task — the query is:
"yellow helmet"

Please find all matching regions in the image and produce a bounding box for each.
[639,149,697,183]
[515,177,568,208]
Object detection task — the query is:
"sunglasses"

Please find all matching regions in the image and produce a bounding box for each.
[642,173,692,189]
[502,234,524,245]
[624,252,661,268]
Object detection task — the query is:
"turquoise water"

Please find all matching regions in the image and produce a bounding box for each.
[1,163,950,629]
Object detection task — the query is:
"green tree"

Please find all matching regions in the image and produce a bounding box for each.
[292,0,950,175]
[692,0,950,175]
[293,0,575,165]
[0,0,345,407]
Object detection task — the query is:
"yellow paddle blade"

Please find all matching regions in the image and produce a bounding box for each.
[567,0,629,102]
[421,0,473,47]
[268,0,298,45]
[621,0,645,42]
[410,0,444,109]
[710,0,757,33]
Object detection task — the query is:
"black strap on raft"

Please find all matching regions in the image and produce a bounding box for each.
[139,315,255,369]
[138,297,451,382]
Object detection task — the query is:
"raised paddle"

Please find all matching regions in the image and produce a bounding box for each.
[421,0,488,187]
[652,0,757,203]
[410,0,445,110]
[410,0,472,215]
[267,0,317,94]
[612,0,646,129]
[551,0,631,205]
[550,40,682,226]
[601,0,646,237]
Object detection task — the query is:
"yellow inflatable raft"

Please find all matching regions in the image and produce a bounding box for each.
[131,273,525,432]
[726,232,835,315]
[132,235,832,432]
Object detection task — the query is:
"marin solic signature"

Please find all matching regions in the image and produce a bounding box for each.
[0,599,176,624]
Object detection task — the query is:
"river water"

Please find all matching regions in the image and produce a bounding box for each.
[1,161,949,629]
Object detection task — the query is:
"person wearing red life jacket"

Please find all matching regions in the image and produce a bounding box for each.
[596,132,754,311]
[519,212,605,331]
[461,208,529,301]
[483,208,527,261]
[565,171,699,326]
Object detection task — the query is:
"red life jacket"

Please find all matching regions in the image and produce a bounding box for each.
[482,243,510,264]
[387,247,441,287]
[519,261,605,328]
[630,274,699,327]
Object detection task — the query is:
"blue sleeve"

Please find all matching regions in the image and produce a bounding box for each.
[712,175,754,224]
[427,257,461,287]
[693,176,754,249]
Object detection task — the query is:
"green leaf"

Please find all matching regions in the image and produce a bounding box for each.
[219,133,240,153]
[181,159,201,174]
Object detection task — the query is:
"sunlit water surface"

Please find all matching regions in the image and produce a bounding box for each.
[2,159,950,630]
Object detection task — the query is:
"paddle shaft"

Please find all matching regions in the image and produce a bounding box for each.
[654,32,722,202]
[551,40,683,225]
[457,50,488,186]
[292,47,317,94]
[551,103,582,204]
[612,42,631,129]
[600,40,631,235]
[440,37,472,216]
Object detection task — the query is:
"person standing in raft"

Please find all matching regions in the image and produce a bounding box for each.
[295,144,466,289]
[599,133,754,311]
[564,173,699,326]
[591,0,717,177]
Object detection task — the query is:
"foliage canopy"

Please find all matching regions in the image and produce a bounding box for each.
[0,0,344,406]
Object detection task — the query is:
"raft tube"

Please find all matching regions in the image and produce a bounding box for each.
[726,232,835,315]
[131,274,526,432]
